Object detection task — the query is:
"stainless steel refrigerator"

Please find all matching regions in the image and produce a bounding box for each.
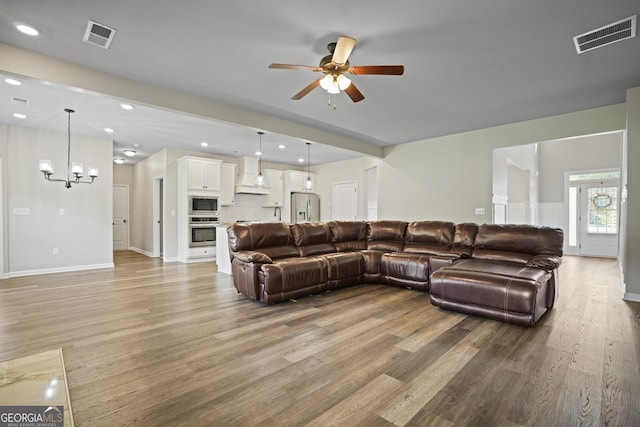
[291,192,320,223]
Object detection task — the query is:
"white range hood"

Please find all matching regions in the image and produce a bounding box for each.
[234,156,270,194]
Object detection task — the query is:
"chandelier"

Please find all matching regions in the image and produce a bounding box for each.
[39,108,98,189]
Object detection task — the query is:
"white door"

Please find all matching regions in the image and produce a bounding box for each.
[333,181,357,220]
[113,185,130,251]
[579,180,619,257]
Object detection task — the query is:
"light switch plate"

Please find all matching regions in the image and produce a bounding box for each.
[475,208,485,216]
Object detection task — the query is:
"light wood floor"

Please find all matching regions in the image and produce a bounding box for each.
[1,252,639,426]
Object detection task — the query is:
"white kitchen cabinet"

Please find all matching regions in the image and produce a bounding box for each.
[220,163,236,205]
[186,158,221,191]
[262,169,284,207]
[285,170,315,193]
[188,246,217,258]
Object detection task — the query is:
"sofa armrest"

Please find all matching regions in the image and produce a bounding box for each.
[429,253,461,273]
[232,250,273,264]
[526,255,562,271]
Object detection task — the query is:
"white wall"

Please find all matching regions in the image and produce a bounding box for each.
[3,126,113,276]
[623,87,640,301]
[538,132,622,203]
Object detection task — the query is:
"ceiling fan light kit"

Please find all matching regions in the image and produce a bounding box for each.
[269,35,404,107]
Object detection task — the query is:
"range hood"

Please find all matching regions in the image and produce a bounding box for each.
[234,157,270,194]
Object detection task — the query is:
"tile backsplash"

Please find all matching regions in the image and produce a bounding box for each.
[219,193,283,223]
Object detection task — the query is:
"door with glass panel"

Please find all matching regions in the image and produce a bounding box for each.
[567,173,619,257]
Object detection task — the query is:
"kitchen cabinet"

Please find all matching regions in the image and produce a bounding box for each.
[262,169,284,207]
[220,163,236,205]
[186,158,221,191]
[188,246,217,258]
[285,170,316,193]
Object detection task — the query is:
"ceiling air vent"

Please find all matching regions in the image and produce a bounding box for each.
[573,15,636,54]
[83,20,117,49]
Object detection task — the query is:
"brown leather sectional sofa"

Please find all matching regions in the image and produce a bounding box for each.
[226,220,563,326]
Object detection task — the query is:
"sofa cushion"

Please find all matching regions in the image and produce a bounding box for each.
[323,252,365,289]
[291,222,336,257]
[380,252,431,291]
[430,259,552,326]
[451,223,479,257]
[228,222,292,251]
[328,220,367,252]
[473,224,564,263]
[367,220,407,252]
[403,221,455,254]
[260,257,328,296]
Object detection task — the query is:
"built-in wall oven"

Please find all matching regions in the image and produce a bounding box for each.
[189,216,219,247]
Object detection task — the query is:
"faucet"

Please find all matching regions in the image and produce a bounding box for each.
[274,206,282,221]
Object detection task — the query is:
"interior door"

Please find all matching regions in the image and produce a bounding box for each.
[579,180,619,257]
[113,185,129,251]
[333,181,357,220]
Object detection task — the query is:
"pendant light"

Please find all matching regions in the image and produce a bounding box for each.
[39,108,98,189]
[254,131,268,187]
[303,142,314,191]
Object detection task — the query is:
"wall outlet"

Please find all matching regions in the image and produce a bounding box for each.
[52,248,59,255]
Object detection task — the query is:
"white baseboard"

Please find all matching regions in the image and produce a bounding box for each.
[130,246,154,257]
[623,292,640,303]
[7,263,115,278]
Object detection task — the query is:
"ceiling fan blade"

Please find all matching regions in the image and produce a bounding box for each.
[332,36,357,66]
[292,79,321,100]
[269,63,322,72]
[344,82,365,103]
[348,65,405,75]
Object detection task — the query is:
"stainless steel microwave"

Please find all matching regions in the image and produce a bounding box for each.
[189,196,219,215]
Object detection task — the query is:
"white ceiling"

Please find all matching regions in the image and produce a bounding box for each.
[1,1,639,166]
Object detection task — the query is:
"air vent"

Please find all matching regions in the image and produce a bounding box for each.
[11,97,29,106]
[83,20,117,49]
[573,15,636,54]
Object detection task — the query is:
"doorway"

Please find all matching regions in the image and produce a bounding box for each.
[566,171,620,257]
[113,185,130,250]
[333,181,357,220]
[153,177,164,258]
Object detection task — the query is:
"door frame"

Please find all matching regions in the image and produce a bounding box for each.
[564,168,620,256]
[153,176,164,258]
[113,184,130,251]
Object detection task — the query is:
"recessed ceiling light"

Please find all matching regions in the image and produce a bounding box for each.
[120,103,134,110]
[200,142,209,147]
[298,157,305,163]
[104,127,114,133]
[4,78,22,86]
[16,23,40,36]
[123,149,136,156]
[13,113,26,119]
[255,150,262,156]
[113,158,125,164]
[278,144,286,149]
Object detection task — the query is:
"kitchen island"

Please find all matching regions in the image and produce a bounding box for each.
[216,224,232,274]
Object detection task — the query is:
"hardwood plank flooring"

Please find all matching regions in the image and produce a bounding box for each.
[0,252,639,426]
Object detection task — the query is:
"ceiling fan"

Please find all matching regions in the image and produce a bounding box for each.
[269,36,404,104]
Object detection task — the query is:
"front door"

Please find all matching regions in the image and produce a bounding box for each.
[579,180,619,257]
[567,177,619,257]
[113,185,129,251]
